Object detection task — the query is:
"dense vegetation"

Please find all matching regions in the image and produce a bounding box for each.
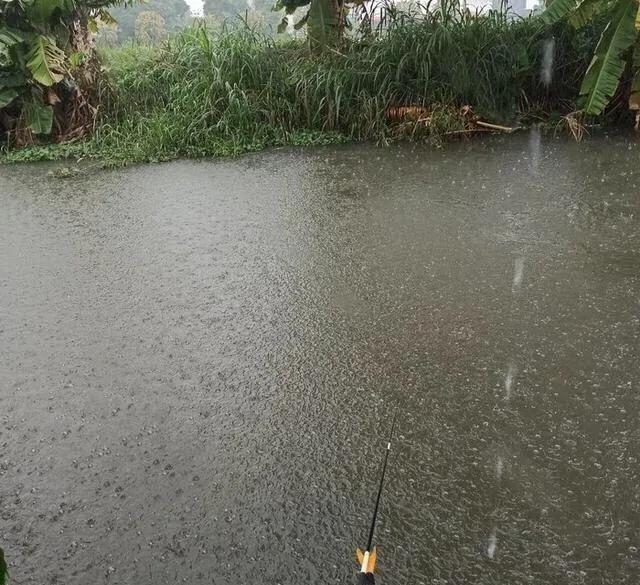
[0,0,125,144]
[3,5,603,165]
[0,0,637,165]
[545,0,640,119]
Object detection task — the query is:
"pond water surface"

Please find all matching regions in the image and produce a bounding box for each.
[1,134,639,585]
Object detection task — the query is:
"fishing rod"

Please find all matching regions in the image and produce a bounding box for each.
[356,408,399,585]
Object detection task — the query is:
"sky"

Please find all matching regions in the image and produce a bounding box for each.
[186,0,204,16]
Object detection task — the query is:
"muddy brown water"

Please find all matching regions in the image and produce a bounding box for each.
[1,134,639,585]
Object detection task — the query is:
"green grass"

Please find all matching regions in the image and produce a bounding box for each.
[2,8,598,165]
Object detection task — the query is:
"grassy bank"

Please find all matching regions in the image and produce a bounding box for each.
[2,9,598,165]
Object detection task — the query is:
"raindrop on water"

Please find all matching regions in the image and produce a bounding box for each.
[496,456,504,480]
[541,38,555,86]
[505,362,517,401]
[487,530,498,559]
[528,126,541,175]
[512,257,525,292]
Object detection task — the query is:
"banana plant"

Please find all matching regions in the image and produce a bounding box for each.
[1,0,128,140]
[273,0,357,46]
[544,0,640,116]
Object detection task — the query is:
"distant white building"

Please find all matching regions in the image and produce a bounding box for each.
[460,0,532,15]
[465,0,493,11]
[492,0,535,16]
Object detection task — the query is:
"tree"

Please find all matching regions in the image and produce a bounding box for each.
[544,0,640,118]
[135,10,167,44]
[1,0,127,143]
[203,0,244,19]
[202,0,282,31]
[95,21,120,46]
[110,0,190,42]
[274,0,352,46]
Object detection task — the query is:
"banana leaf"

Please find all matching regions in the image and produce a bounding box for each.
[0,87,19,107]
[543,0,579,24]
[24,100,54,133]
[569,0,611,28]
[579,0,638,114]
[26,34,65,86]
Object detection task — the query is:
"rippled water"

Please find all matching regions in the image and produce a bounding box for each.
[1,134,639,585]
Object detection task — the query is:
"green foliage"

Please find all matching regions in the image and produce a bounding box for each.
[24,100,54,133]
[544,0,640,115]
[0,138,91,161]
[544,0,579,24]
[274,0,313,31]
[0,87,19,107]
[307,0,342,46]
[26,35,66,86]
[579,0,637,113]
[0,0,128,140]
[3,10,592,164]
[274,0,347,45]
[569,0,607,28]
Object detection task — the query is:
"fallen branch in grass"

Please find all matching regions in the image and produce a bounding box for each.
[386,104,516,135]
